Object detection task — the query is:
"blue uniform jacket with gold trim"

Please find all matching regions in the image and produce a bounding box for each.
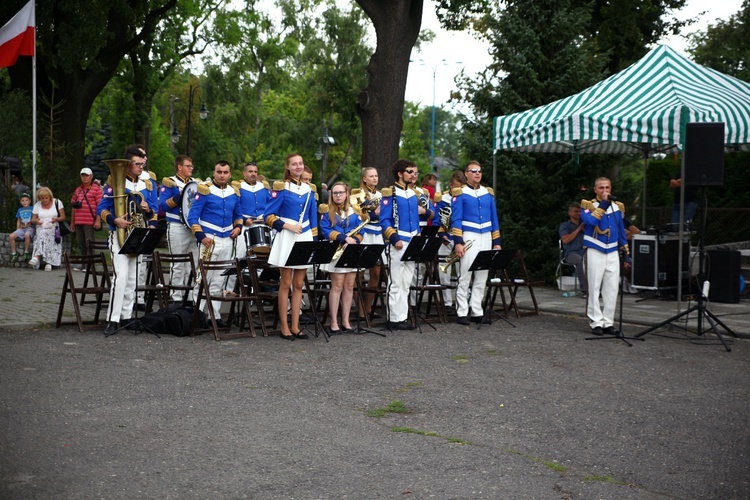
[580,198,628,254]
[264,179,318,236]
[97,175,158,231]
[187,182,243,242]
[450,184,501,246]
[237,180,270,221]
[159,174,194,224]
[380,182,422,245]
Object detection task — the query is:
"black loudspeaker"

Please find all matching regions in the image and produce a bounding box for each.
[684,122,725,186]
[707,250,740,304]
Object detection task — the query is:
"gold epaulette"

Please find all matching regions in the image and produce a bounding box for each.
[450,187,463,197]
[273,181,285,191]
[487,187,494,196]
[616,201,625,214]
[309,183,317,192]
[262,180,270,190]
[351,188,362,196]
[319,203,329,213]
[232,184,240,196]
[434,192,442,203]
[197,183,210,195]
[381,187,393,197]
[144,179,154,191]
[581,199,595,211]
[148,170,157,181]
[162,177,175,188]
[106,174,113,186]
[231,180,241,189]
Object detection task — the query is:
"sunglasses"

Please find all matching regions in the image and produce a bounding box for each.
[132,162,146,167]
[467,168,482,174]
[404,169,418,175]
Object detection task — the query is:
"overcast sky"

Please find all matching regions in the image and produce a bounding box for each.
[404,0,745,115]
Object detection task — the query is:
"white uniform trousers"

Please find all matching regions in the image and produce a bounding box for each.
[135,253,148,305]
[194,235,235,319]
[387,243,416,323]
[585,249,620,329]
[166,222,199,302]
[437,239,454,307]
[106,231,138,324]
[223,227,246,294]
[455,231,492,318]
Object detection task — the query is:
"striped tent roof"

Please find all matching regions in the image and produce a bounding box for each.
[492,45,750,155]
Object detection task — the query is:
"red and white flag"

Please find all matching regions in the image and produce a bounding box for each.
[0,1,35,68]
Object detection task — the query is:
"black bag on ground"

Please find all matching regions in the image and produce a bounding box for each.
[139,303,207,336]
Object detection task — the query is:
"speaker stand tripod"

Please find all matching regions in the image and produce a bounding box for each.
[635,191,736,351]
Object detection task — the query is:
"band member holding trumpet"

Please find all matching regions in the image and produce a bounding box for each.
[451,161,502,325]
[320,182,363,334]
[265,153,318,340]
[380,159,432,330]
[98,150,159,336]
[160,154,197,303]
[358,167,384,320]
[187,161,243,327]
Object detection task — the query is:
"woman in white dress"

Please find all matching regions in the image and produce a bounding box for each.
[28,187,66,271]
[265,153,318,340]
[320,182,363,334]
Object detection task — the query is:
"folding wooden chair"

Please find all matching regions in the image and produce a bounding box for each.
[56,253,110,332]
[80,239,111,305]
[485,250,541,318]
[134,253,165,313]
[191,258,256,340]
[355,263,389,327]
[244,254,280,336]
[411,259,449,323]
[152,252,197,307]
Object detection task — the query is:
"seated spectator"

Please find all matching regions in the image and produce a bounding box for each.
[558,202,587,297]
[28,187,66,271]
[9,193,35,262]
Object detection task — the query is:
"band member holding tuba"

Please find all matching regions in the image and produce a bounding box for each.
[320,182,363,334]
[265,153,318,340]
[451,161,502,325]
[128,144,159,311]
[187,161,243,327]
[97,150,159,336]
[434,170,467,313]
[380,159,431,331]
[358,167,384,320]
[159,154,198,303]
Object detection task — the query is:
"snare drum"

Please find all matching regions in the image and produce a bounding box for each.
[245,224,272,254]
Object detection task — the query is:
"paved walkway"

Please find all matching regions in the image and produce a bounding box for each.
[1,264,748,338]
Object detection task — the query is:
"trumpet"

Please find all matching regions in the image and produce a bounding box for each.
[195,236,215,286]
[439,239,473,273]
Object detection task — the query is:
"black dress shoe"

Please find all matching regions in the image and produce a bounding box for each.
[591,326,604,336]
[215,319,228,328]
[120,318,137,330]
[471,315,491,324]
[295,332,309,340]
[387,321,411,330]
[280,333,295,341]
[104,321,119,335]
[134,304,147,312]
[456,316,470,325]
[603,326,618,336]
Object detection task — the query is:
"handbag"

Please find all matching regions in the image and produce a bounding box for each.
[55,199,72,237]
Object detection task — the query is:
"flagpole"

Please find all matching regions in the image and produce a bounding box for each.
[31,1,36,203]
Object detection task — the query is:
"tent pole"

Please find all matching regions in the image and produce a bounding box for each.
[492,153,497,195]
[642,151,648,227]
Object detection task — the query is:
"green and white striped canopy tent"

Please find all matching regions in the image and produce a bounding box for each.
[493,45,750,157]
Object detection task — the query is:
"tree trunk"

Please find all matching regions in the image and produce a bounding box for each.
[356,0,423,185]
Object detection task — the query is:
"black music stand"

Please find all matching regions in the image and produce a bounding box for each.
[470,249,517,329]
[401,235,442,333]
[334,243,387,337]
[108,227,166,337]
[420,225,439,237]
[285,240,338,340]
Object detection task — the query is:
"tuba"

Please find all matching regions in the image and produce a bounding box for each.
[103,159,146,248]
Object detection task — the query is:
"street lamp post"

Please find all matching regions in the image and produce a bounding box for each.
[169,86,209,155]
[316,120,335,185]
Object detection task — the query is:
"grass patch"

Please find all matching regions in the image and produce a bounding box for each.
[583,474,629,485]
[451,354,472,363]
[480,349,499,355]
[391,427,471,445]
[507,448,569,473]
[2,297,12,302]
[396,381,423,393]
[367,400,409,418]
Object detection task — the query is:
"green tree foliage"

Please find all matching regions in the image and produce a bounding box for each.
[689,1,750,82]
